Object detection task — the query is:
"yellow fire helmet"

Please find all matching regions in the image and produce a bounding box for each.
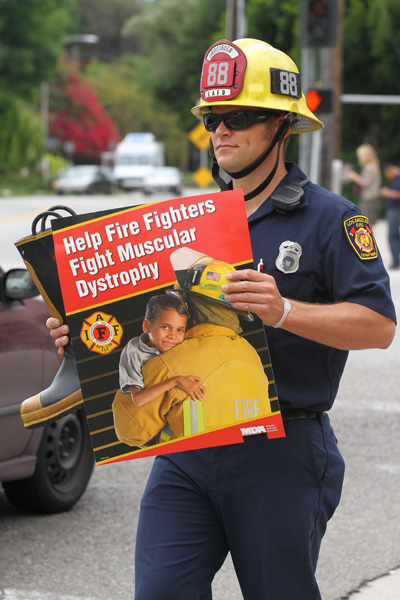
[192,38,323,134]
[167,247,254,322]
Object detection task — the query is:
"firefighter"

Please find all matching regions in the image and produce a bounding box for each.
[49,39,396,599]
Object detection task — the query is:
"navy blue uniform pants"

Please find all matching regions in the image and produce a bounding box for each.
[135,414,345,600]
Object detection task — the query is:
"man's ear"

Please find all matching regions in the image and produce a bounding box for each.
[277,114,292,139]
[142,318,150,333]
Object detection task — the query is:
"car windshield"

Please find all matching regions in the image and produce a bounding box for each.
[63,167,97,179]
[115,155,153,166]
[151,168,179,181]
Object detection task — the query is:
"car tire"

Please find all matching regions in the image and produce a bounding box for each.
[2,409,94,514]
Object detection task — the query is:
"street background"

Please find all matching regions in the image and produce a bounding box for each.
[0,191,399,600]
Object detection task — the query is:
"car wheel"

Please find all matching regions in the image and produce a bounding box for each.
[2,409,94,514]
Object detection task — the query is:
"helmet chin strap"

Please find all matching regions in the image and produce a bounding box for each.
[210,114,293,201]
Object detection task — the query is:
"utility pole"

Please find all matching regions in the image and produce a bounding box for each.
[226,0,246,41]
[333,0,343,161]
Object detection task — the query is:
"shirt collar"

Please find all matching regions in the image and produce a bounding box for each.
[138,332,160,355]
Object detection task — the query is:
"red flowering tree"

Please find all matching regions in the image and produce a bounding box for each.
[50,71,120,163]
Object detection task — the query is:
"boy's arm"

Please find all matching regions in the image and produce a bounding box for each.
[112,356,188,447]
[130,376,205,406]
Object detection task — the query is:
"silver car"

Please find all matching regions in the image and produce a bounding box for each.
[142,166,183,196]
[52,165,115,195]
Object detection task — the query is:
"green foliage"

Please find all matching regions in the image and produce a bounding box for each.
[0,94,45,173]
[0,0,76,172]
[342,0,400,163]
[123,0,227,132]
[76,0,142,61]
[246,0,300,63]
[45,153,67,177]
[0,0,76,97]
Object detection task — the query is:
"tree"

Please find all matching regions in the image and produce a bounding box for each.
[123,0,227,131]
[0,0,76,98]
[246,0,300,62]
[75,0,142,61]
[0,0,76,172]
[50,66,120,163]
[0,94,45,173]
[342,0,400,162]
[83,56,187,167]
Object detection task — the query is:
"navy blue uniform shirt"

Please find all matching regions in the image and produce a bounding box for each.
[248,162,396,412]
[387,172,400,210]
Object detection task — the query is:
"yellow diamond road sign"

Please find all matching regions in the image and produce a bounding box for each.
[192,167,213,188]
[189,122,211,150]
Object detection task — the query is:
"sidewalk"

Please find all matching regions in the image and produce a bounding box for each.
[371,218,391,268]
[346,219,399,599]
[347,568,400,599]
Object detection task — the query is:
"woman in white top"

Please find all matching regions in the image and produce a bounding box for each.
[348,143,382,225]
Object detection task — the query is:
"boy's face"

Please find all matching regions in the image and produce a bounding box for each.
[143,308,187,353]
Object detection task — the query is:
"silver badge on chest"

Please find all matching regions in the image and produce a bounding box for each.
[275,241,302,274]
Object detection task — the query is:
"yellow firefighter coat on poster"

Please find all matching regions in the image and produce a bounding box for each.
[112,322,271,447]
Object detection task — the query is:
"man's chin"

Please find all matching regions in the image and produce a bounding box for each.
[215,156,237,173]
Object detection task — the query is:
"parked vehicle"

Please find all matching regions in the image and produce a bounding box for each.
[52,165,115,195]
[0,267,94,514]
[113,132,165,191]
[142,166,183,196]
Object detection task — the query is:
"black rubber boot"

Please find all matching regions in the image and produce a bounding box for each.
[15,206,83,429]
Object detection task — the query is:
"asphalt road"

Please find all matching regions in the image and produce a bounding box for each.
[0,193,399,600]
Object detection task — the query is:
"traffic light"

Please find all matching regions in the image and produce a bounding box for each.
[300,0,338,48]
[306,88,333,114]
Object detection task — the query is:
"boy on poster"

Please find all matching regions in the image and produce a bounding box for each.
[119,293,205,407]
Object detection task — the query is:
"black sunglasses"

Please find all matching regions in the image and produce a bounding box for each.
[203,110,278,132]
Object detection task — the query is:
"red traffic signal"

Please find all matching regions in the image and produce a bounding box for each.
[309,0,328,17]
[300,0,337,48]
[306,88,333,114]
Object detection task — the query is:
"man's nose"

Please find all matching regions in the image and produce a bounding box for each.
[214,119,231,135]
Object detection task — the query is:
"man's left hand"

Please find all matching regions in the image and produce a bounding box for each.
[222,269,286,327]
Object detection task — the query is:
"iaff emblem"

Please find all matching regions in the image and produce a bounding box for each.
[343,215,378,260]
[80,311,123,355]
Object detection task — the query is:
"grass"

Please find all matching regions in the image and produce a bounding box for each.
[0,172,54,197]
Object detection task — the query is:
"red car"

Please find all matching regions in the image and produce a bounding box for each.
[0,267,94,513]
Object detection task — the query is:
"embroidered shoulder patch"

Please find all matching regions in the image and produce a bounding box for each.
[343,215,378,260]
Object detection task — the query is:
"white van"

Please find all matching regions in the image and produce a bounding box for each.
[113,133,165,191]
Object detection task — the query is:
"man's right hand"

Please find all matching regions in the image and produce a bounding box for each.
[46,317,70,357]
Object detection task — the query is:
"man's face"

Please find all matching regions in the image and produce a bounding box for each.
[384,166,399,181]
[209,105,280,174]
[143,308,187,352]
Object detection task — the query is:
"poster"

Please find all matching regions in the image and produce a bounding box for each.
[52,190,285,465]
